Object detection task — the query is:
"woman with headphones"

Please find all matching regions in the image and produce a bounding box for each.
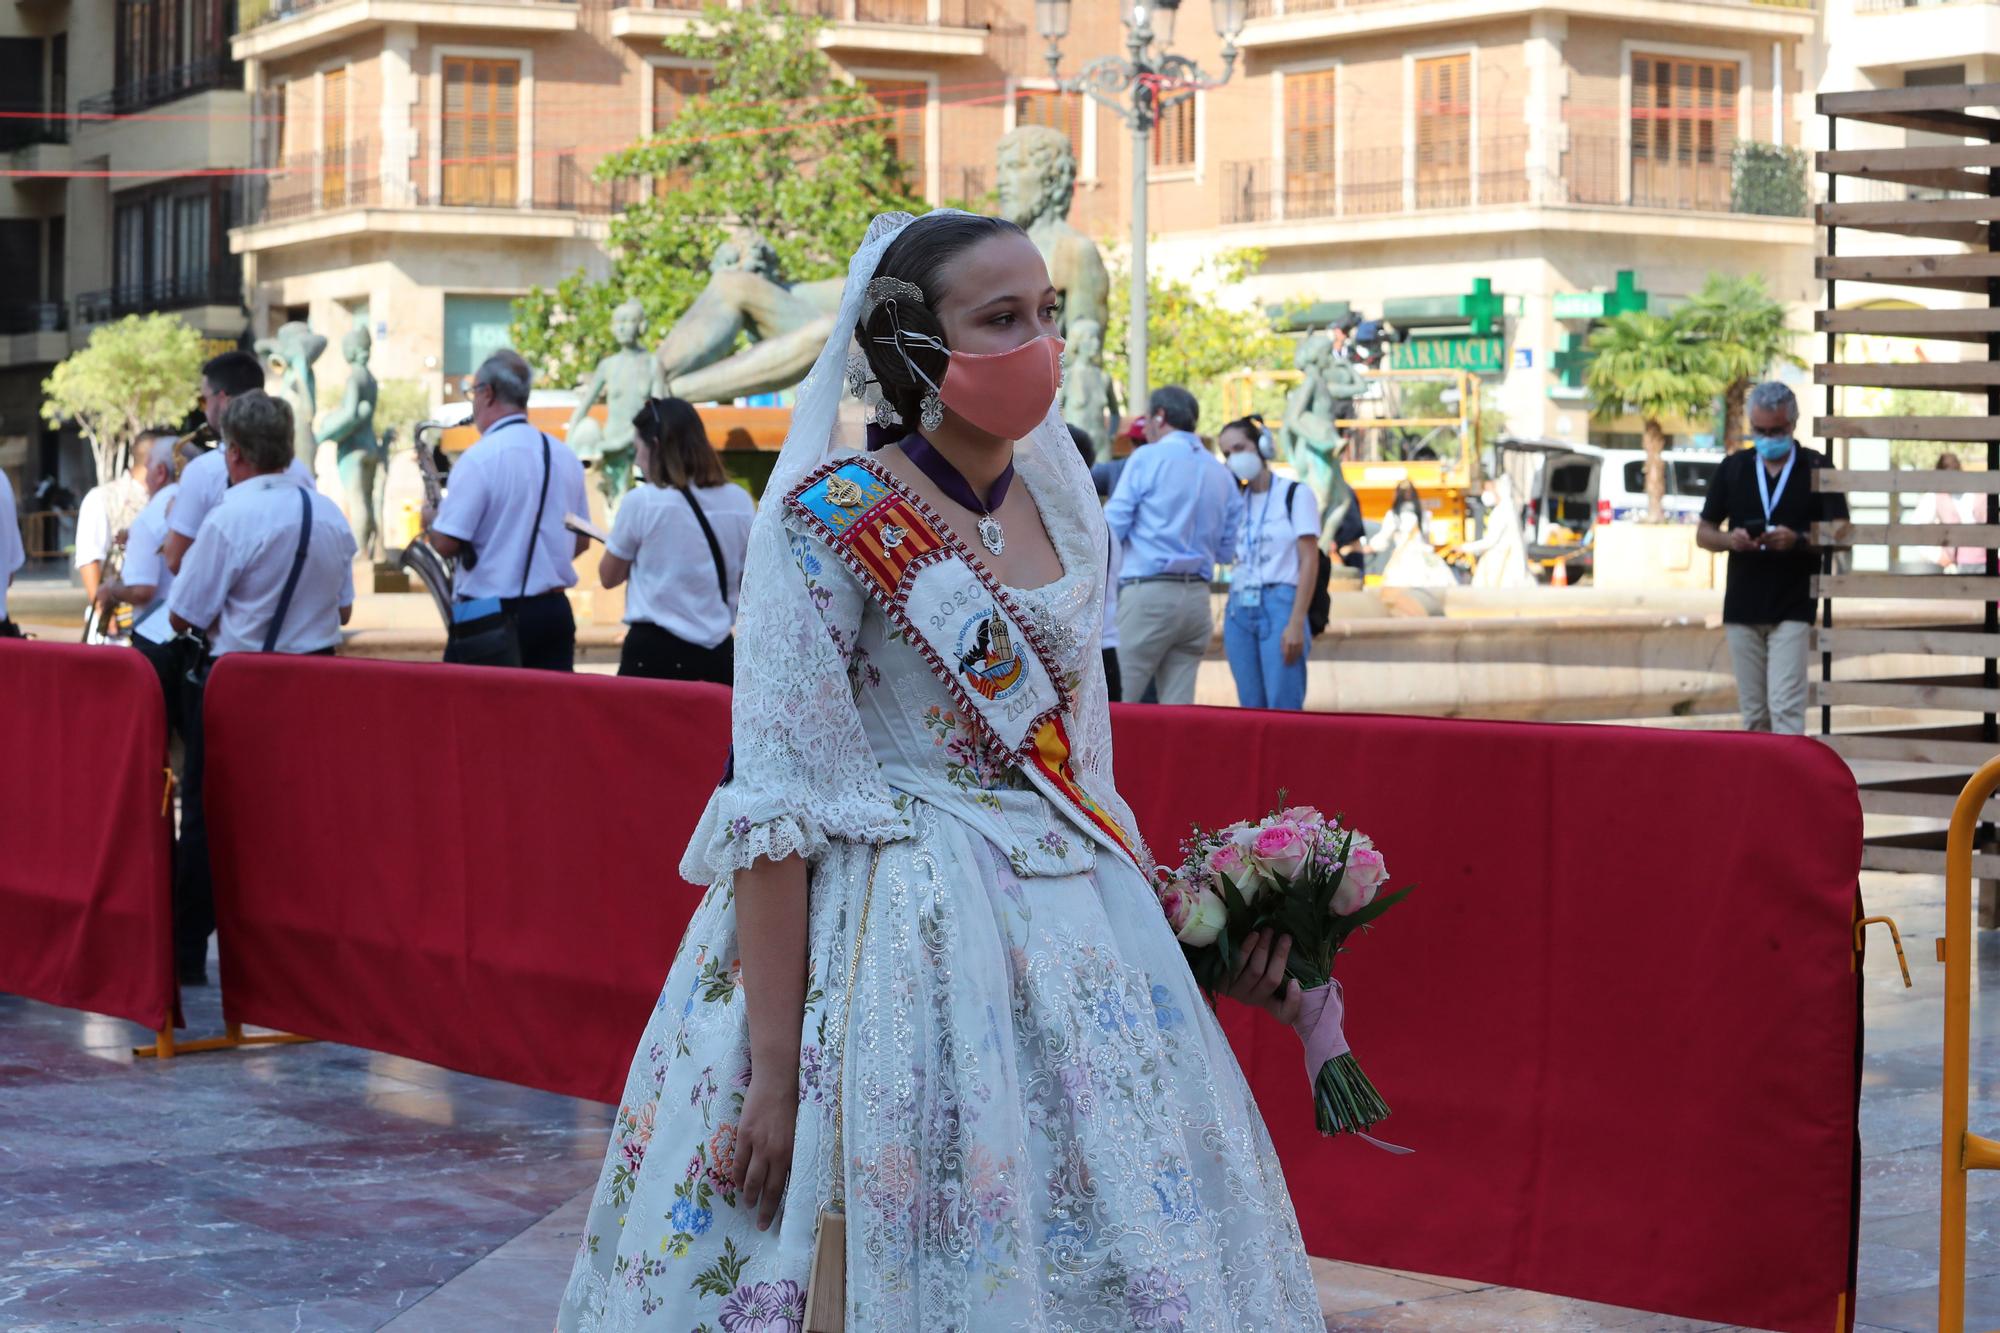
[1218,414,1321,711]
[598,397,756,684]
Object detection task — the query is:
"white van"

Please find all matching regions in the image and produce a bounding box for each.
[1519,443,1722,541]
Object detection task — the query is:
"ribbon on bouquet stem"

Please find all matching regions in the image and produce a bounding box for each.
[1291,980,1414,1156]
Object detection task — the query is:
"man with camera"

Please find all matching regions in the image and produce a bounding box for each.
[166,391,356,984]
[1695,381,1846,735]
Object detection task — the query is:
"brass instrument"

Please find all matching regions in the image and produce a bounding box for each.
[398,418,459,628]
[82,424,216,643]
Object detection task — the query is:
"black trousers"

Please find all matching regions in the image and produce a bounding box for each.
[175,647,334,978]
[1102,647,1122,703]
[619,621,733,685]
[506,590,577,672]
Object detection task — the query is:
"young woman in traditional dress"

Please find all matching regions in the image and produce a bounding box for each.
[556,211,1323,1332]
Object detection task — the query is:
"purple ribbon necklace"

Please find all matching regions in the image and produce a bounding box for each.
[902,434,1013,556]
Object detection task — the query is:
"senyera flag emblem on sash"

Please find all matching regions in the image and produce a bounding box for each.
[786,456,1142,870]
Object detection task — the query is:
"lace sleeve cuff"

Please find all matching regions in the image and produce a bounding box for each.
[678,785,910,885]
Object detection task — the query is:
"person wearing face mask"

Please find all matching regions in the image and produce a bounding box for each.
[1459,475,1532,589]
[599,396,755,684]
[1218,415,1320,710]
[1366,480,1458,588]
[1696,380,1847,734]
[555,212,1326,1333]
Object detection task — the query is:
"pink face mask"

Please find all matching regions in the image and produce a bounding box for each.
[938,335,1065,441]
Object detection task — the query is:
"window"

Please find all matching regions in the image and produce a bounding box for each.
[864,78,928,199]
[444,295,518,377]
[323,66,347,209]
[1152,93,1195,171]
[1283,68,1336,218]
[1014,88,1084,169]
[111,0,233,113]
[1414,53,1471,208]
[110,180,235,310]
[1630,53,1737,211]
[651,65,712,196]
[441,57,519,208]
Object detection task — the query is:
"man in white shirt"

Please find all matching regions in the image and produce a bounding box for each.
[167,390,357,985]
[164,350,315,576]
[90,432,185,696]
[424,349,590,671]
[74,448,151,608]
[0,469,24,637]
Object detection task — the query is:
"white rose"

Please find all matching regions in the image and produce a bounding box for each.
[1175,886,1230,948]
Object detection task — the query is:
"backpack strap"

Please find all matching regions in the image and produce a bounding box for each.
[521,434,553,598]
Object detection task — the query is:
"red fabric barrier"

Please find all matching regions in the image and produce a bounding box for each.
[1109,704,1862,1333]
[203,655,732,1102]
[205,658,1859,1333]
[0,641,175,1032]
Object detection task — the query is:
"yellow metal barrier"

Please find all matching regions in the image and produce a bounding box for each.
[1941,756,2000,1333]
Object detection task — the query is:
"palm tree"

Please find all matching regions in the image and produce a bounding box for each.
[1680,273,1803,452]
[1584,311,1726,522]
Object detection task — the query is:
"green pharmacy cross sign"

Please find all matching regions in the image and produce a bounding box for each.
[1461,278,1504,335]
[1553,270,1649,322]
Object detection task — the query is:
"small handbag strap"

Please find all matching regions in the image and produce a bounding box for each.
[521,434,553,599]
[261,487,314,654]
[677,484,730,603]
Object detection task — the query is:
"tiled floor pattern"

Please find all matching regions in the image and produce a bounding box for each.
[2,866,1994,1331]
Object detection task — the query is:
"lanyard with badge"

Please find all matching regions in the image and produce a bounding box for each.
[1754,448,1797,535]
[1239,486,1274,607]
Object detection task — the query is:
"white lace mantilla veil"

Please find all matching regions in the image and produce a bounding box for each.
[680,209,1150,886]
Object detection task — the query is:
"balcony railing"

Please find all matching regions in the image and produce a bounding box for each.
[1222,136,1810,225]
[243,0,575,27]
[77,55,239,117]
[74,265,244,324]
[0,303,67,336]
[236,143,647,227]
[1245,0,1811,16]
[613,0,985,22]
[0,114,72,151]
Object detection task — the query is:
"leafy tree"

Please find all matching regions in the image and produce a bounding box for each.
[1584,310,1726,521]
[41,312,204,487]
[511,1,925,391]
[1679,273,1802,452]
[1105,249,1292,432]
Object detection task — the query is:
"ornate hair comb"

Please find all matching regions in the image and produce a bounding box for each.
[864,276,925,319]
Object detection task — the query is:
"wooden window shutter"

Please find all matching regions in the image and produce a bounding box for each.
[442,57,520,207]
[864,79,927,198]
[1415,53,1471,207]
[1283,68,1336,215]
[1630,52,1737,209]
[1014,89,1084,167]
[652,65,712,196]
[322,67,347,209]
[1152,94,1196,170]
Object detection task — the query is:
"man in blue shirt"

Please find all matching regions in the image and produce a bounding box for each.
[1104,386,1242,704]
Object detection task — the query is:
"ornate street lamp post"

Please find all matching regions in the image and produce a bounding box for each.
[1038,0,1244,423]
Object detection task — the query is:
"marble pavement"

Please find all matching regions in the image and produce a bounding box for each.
[0,865,1993,1331]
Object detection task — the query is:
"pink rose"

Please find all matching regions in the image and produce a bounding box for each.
[1279,805,1326,829]
[1251,821,1312,881]
[1333,843,1389,916]
[1158,879,1197,934]
[1207,842,1252,887]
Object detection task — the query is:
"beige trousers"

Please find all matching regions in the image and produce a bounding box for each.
[1725,620,1812,735]
[1116,579,1212,705]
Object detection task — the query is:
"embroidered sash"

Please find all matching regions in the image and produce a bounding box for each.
[787,456,1142,870]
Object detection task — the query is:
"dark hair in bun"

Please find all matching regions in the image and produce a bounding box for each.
[858,213,1028,431]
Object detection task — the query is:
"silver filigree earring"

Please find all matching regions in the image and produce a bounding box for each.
[844,348,870,400]
[919,391,943,433]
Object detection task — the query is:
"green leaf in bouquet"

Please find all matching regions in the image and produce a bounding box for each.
[1217,874,1252,921]
[1331,883,1416,936]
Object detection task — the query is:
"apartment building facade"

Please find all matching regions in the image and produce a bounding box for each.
[2,0,251,502]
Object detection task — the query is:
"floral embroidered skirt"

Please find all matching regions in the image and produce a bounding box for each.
[555,800,1324,1333]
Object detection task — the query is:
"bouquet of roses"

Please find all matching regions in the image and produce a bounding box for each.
[1157,802,1413,1142]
